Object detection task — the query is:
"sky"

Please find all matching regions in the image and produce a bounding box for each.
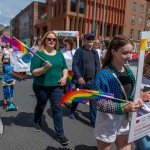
[0,0,45,26]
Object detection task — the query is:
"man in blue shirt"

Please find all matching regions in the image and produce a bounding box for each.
[69,33,100,126]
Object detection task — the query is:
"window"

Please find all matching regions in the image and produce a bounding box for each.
[71,0,76,12]
[130,29,134,39]
[58,3,60,15]
[52,7,54,18]
[79,2,85,14]
[138,31,141,41]
[147,18,150,27]
[131,15,136,24]
[63,0,66,13]
[106,25,111,36]
[148,8,150,14]
[113,26,117,36]
[132,2,136,11]
[140,5,144,12]
[70,18,72,30]
[139,17,143,26]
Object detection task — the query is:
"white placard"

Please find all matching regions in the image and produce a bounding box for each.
[10,51,31,72]
[128,31,150,143]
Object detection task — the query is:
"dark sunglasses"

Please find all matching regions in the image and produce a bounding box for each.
[46,38,57,42]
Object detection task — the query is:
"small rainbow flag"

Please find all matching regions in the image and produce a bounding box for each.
[11,71,24,81]
[67,71,74,91]
[59,89,114,105]
[68,74,73,91]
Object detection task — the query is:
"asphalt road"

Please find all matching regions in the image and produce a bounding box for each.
[0,77,99,150]
[0,62,138,150]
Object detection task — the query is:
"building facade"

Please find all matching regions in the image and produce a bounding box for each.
[34,0,126,44]
[11,1,46,46]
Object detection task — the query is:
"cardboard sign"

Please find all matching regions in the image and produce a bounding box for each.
[128,31,150,143]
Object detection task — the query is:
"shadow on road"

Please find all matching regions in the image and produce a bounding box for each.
[45,145,97,150]
[45,146,71,150]
[47,106,92,128]
[2,112,56,139]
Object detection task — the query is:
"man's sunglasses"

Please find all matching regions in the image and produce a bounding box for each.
[86,38,94,41]
[46,38,57,42]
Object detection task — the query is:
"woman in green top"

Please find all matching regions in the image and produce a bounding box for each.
[30,31,70,146]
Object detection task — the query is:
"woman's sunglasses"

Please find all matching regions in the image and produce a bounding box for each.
[46,38,57,42]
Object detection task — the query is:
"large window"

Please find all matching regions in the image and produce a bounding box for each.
[79,2,85,14]
[132,2,136,11]
[130,29,134,39]
[71,0,76,12]
[131,15,136,24]
[139,17,143,26]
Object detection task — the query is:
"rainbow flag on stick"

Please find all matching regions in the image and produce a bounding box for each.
[1,35,46,62]
[59,89,126,105]
[11,71,24,81]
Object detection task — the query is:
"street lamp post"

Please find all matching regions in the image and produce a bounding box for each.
[101,0,106,49]
[92,0,96,35]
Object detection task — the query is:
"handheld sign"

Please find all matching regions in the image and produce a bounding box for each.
[128,31,150,143]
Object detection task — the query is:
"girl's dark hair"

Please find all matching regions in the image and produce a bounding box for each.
[102,35,132,68]
[63,38,76,49]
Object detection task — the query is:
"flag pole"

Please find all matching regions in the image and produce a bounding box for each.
[77,89,127,102]
[13,37,46,62]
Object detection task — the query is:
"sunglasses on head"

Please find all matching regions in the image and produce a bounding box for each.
[46,38,57,42]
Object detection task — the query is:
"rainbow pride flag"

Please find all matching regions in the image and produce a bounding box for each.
[1,35,34,54]
[11,71,24,81]
[59,89,114,105]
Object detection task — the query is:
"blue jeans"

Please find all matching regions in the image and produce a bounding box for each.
[70,84,97,124]
[134,136,150,150]
[33,84,64,137]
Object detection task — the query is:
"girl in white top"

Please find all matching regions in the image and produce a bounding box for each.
[60,38,76,105]
[60,38,76,71]
[2,42,13,73]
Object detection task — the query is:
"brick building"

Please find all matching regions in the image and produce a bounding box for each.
[11,1,46,46]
